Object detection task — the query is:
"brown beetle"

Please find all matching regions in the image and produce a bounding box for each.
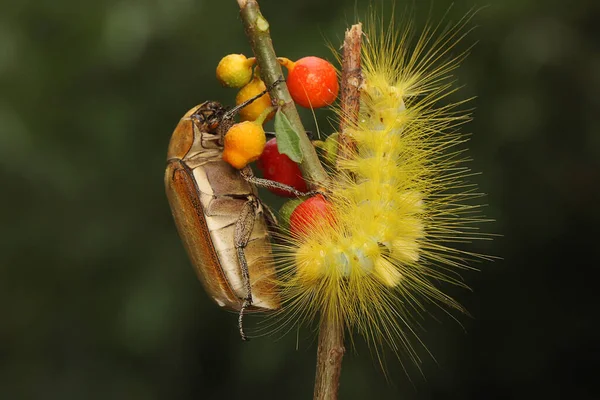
[165,95,310,340]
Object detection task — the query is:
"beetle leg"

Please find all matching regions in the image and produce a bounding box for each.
[240,166,322,197]
[234,197,259,341]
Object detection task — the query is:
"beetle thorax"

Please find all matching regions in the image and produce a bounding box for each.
[168,101,236,164]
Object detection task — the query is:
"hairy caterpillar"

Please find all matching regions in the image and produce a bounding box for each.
[268,9,491,369]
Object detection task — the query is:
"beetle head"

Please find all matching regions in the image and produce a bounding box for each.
[189,101,233,150]
[191,101,228,132]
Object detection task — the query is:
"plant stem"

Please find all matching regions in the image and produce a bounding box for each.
[313,23,362,400]
[336,23,363,166]
[237,0,328,189]
[313,317,345,400]
[237,3,362,398]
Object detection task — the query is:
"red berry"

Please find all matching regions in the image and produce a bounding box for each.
[289,195,335,237]
[257,138,308,197]
[283,56,339,108]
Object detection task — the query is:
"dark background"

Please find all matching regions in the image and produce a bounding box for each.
[1,0,598,399]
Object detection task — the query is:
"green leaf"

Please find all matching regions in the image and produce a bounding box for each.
[274,108,303,163]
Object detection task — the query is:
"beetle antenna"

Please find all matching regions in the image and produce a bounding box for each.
[223,76,285,120]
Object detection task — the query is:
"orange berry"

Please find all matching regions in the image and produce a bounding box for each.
[222,121,266,169]
[236,77,274,123]
[281,56,339,108]
[216,54,255,88]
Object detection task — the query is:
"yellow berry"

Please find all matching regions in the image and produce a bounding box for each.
[222,121,266,169]
[322,132,339,165]
[236,77,274,123]
[216,54,255,88]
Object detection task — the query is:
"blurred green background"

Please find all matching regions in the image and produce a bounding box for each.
[1,0,598,398]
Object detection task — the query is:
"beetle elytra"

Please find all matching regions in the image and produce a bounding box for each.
[165,100,280,340]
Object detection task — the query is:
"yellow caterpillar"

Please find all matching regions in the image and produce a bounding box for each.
[271,10,490,368]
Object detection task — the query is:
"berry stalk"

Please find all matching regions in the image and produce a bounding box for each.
[237,0,328,189]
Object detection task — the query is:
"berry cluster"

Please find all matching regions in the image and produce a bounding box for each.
[215,53,339,232]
